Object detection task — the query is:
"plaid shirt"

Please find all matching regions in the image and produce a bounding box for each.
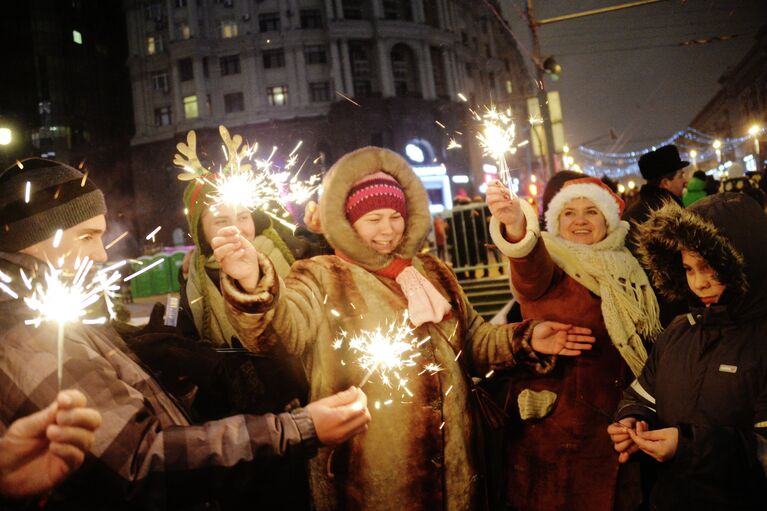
[0,253,317,510]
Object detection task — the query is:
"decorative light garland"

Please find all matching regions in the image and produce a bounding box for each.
[573,126,764,179]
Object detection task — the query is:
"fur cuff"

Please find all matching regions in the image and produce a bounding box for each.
[489,200,540,259]
[492,320,556,375]
[221,251,280,314]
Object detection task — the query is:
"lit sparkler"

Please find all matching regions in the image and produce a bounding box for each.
[22,258,122,389]
[334,312,425,393]
[173,126,320,231]
[475,105,517,194]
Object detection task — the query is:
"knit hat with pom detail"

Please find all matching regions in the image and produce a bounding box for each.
[0,158,106,252]
[544,177,625,237]
[345,171,407,224]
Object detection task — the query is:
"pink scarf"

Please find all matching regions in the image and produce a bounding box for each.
[337,253,452,327]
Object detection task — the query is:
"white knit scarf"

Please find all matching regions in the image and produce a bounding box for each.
[540,221,661,376]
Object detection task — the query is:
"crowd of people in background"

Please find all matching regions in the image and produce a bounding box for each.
[1,139,766,510]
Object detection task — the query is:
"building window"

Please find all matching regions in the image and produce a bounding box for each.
[505,79,513,94]
[262,49,285,69]
[215,0,234,6]
[300,9,323,29]
[72,30,83,45]
[177,22,191,39]
[146,35,162,55]
[309,82,330,102]
[151,71,169,92]
[259,12,280,32]
[304,45,327,65]
[353,79,372,98]
[202,57,209,78]
[350,46,370,76]
[174,0,187,7]
[154,106,172,126]
[183,95,199,119]
[383,0,412,21]
[220,54,241,76]
[220,20,238,38]
[267,86,288,106]
[178,58,194,81]
[224,92,244,113]
[343,0,364,19]
[144,2,162,21]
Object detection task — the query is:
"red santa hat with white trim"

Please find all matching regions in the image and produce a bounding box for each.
[544,177,625,236]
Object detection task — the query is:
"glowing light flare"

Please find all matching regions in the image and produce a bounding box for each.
[22,259,122,388]
[334,312,424,393]
[475,106,517,194]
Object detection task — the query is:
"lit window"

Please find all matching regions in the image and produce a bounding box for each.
[220,20,238,38]
[506,80,513,94]
[146,36,157,55]
[178,23,191,39]
[72,30,82,45]
[183,95,199,119]
[267,86,288,106]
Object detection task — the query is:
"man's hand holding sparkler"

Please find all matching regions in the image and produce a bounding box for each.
[531,322,595,357]
[0,390,101,499]
[211,226,260,293]
[305,387,371,446]
[486,180,526,242]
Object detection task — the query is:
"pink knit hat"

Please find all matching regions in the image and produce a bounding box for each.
[345,171,408,224]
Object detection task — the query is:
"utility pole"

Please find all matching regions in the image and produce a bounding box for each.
[526,0,557,181]
[524,0,667,181]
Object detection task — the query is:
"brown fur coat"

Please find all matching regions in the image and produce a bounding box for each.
[222,147,554,511]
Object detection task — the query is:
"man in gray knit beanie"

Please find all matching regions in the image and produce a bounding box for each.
[0,158,107,270]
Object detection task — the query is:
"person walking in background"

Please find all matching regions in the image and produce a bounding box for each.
[622,144,689,326]
[683,170,709,207]
[609,193,767,510]
[487,177,661,511]
[214,146,597,511]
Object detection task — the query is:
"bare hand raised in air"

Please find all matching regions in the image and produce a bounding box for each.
[531,321,596,356]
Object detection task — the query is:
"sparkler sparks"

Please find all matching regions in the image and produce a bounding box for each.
[173,126,321,231]
[334,312,423,392]
[475,105,516,192]
[23,258,122,389]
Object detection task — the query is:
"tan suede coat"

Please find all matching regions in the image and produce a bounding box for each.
[222,147,552,511]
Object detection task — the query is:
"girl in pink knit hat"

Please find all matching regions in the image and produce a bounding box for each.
[213,147,597,511]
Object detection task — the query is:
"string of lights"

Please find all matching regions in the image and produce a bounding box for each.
[574,126,764,179]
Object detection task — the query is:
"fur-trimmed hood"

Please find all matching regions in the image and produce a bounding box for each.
[636,193,767,320]
[319,146,431,270]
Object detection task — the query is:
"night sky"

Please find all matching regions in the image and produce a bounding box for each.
[500,0,767,153]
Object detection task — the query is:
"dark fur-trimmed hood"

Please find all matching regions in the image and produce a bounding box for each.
[319,147,430,270]
[636,193,767,319]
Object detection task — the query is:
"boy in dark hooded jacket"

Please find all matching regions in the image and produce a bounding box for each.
[608,193,767,510]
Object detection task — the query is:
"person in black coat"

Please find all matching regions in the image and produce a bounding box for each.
[608,193,767,510]
[622,144,689,326]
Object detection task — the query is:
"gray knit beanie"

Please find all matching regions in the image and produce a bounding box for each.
[0,158,107,252]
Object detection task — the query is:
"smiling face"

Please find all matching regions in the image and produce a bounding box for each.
[557,197,608,245]
[352,208,405,255]
[681,249,727,307]
[201,204,256,244]
[20,215,108,271]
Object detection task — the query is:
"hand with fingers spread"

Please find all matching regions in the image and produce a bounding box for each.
[628,426,678,462]
[486,180,526,242]
[608,417,649,463]
[211,225,260,293]
[303,201,323,234]
[305,387,371,446]
[0,390,102,499]
[531,321,596,356]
